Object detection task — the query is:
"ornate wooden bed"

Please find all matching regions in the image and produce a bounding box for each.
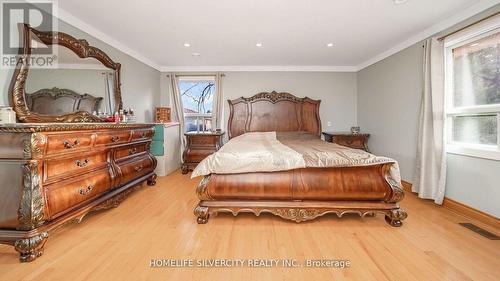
[194,91,407,226]
[26,87,103,115]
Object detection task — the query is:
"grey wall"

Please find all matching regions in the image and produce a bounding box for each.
[0,66,13,106]
[357,7,500,217]
[1,19,160,122]
[446,154,500,217]
[357,43,423,181]
[222,72,358,133]
[162,71,359,135]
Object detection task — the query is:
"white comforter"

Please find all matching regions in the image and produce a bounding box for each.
[192,132,401,183]
[192,132,305,177]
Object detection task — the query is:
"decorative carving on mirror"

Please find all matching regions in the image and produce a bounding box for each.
[9,24,122,123]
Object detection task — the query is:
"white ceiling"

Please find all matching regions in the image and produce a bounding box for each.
[57,0,500,71]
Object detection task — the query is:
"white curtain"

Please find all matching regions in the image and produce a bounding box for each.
[102,72,114,114]
[169,74,186,151]
[413,37,446,205]
[212,73,224,130]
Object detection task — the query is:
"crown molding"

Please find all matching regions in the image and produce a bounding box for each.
[57,8,161,71]
[159,65,358,72]
[355,0,500,71]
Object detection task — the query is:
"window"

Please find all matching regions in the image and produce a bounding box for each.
[445,26,500,160]
[178,76,216,132]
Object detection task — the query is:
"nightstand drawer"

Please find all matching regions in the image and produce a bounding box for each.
[189,135,219,147]
[322,132,370,152]
[184,148,214,162]
[333,136,365,148]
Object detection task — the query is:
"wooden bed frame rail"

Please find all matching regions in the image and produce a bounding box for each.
[194,164,407,226]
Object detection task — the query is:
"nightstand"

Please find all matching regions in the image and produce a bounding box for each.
[322,132,370,152]
[182,131,224,174]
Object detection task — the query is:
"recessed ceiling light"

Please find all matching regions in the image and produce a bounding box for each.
[394,0,408,4]
[191,52,200,56]
[183,43,191,47]
[327,43,334,47]
[256,42,263,47]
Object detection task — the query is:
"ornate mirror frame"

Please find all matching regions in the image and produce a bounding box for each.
[9,24,123,123]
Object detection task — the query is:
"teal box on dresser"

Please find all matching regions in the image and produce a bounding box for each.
[150,124,164,156]
[153,122,182,177]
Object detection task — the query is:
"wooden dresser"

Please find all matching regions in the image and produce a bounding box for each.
[322,132,370,152]
[0,123,157,262]
[182,131,224,174]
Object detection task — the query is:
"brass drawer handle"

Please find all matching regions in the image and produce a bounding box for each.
[75,158,90,167]
[134,165,144,172]
[141,132,147,138]
[63,138,80,149]
[77,185,94,195]
[111,136,121,143]
[128,148,138,155]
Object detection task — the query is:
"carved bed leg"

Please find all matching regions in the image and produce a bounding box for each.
[194,205,209,224]
[14,232,49,262]
[384,209,408,227]
[181,164,189,174]
[147,174,157,186]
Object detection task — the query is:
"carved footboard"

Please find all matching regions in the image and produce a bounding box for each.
[194,163,407,226]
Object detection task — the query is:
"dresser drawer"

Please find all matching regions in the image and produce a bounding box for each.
[45,133,94,155]
[44,152,109,183]
[117,155,154,185]
[45,168,112,218]
[114,143,149,161]
[131,128,154,141]
[94,130,131,146]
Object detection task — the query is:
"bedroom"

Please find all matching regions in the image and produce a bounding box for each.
[0,0,499,280]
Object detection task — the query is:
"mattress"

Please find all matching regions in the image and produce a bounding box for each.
[192,131,401,183]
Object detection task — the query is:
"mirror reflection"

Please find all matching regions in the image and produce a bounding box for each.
[25,44,117,116]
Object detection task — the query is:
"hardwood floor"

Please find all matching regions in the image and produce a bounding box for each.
[1,170,499,281]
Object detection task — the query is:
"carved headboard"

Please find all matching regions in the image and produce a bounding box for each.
[26,88,103,116]
[228,91,321,139]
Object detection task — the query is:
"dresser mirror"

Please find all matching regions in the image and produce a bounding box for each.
[9,24,122,123]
